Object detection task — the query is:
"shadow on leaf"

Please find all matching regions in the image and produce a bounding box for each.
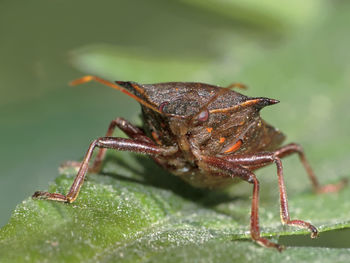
[101,153,244,209]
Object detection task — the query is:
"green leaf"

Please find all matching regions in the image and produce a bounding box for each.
[0,149,350,262]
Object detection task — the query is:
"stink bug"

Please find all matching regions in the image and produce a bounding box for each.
[33,76,347,251]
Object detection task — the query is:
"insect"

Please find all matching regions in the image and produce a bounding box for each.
[33,76,347,251]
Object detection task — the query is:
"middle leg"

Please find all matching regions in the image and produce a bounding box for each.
[274,143,347,193]
[91,117,154,173]
[226,83,248,90]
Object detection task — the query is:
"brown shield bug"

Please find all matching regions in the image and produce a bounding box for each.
[33,75,347,251]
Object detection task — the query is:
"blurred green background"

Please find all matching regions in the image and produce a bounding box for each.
[0,0,349,246]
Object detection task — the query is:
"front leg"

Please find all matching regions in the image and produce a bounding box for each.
[203,152,333,250]
[33,137,177,203]
[203,156,284,251]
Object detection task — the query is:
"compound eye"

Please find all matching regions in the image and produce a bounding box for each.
[197,109,209,122]
[158,101,169,113]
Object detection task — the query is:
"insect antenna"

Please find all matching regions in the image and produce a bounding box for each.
[70,75,162,114]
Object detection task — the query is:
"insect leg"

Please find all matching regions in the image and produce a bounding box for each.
[273,156,318,238]
[274,143,347,193]
[91,117,154,173]
[60,118,154,173]
[209,153,320,246]
[203,156,284,251]
[33,137,176,203]
[226,83,248,90]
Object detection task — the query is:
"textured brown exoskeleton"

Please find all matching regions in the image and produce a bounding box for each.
[33,76,347,251]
